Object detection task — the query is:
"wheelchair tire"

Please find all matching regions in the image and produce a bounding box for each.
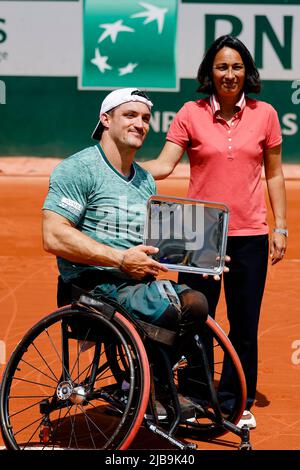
[177,315,246,439]
[0,306,150,450]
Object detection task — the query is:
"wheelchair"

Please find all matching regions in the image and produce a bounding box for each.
[0,291,252,451]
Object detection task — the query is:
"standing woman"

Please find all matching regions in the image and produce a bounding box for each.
[143,35,287,428]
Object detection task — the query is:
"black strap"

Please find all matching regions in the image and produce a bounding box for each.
[76,293,115,320]
[136,320,176,346]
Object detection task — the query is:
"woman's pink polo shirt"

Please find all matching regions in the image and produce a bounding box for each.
[166,97,282,236]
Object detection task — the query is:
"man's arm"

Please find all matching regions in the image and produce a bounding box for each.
[42,210,168,279]
[141,141,185,180]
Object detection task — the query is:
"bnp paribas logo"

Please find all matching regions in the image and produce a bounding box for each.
[80,0,179,91]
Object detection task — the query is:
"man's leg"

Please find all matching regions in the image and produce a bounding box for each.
[153,288,208,419]
[174,289,212,400]
[153,287,208,369]
[178,272,222,320]
[177,275,221,401]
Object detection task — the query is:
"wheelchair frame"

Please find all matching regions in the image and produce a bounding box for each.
[0,293,252,450]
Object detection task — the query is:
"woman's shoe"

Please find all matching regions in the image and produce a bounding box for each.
[236,410,256,429]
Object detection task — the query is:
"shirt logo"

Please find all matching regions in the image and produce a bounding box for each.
[80,0,178,91]
[59,197,83,216]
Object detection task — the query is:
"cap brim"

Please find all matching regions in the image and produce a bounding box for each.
[92,121,104,141]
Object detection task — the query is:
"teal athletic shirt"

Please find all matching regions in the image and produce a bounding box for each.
[43,144,156,282]
[43,144,188,324]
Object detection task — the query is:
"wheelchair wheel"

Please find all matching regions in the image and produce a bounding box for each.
[176,315,246,439]
[0,306,150,450]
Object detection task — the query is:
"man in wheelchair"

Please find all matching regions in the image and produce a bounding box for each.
[42,88,209,422]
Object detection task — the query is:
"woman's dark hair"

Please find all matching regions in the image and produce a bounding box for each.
[197,35,261,95]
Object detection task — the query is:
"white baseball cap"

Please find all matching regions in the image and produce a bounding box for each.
[92,88,153,140]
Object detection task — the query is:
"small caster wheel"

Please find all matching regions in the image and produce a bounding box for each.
[186,443,198,450]
[239,442,253,451]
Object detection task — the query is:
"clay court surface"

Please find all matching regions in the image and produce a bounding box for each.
[0,159,299,451]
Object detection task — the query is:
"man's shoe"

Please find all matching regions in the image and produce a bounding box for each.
[236,410,256,429]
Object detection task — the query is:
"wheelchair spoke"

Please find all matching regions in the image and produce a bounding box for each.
[68,404,79,449]
[94,396,125,416]
[69,329,92,378]
[94,366,115,383]
[13,376,56,390]
[9,395,53,399]
[49,407,62,450]
[70,344,108,386]
[84,361,94,384]
[19,358,58,384]
[22,418,45,450]
[72,361,93,384]
[32,342,59,382]
[9,397,53,418]
[14,414,45,438]
[52,402,77,447]
[82,401,110,440]
[81,405,97,449]
[77,341,80,386]
[44,327,71,382]
[73,348,107,385]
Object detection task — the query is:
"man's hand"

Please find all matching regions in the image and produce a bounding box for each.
[120,245,168,280]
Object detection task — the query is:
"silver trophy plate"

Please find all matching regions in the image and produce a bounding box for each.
[144,195,229,276]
